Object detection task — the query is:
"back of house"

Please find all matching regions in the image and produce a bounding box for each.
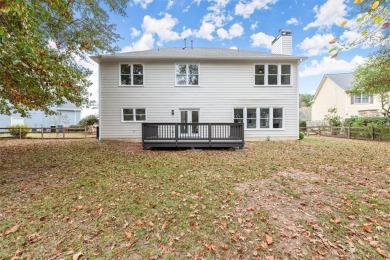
[93,30,306,142]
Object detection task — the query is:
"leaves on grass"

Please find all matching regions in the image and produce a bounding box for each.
[4,224,20,235]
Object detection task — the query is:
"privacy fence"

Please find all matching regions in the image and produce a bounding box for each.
[301,126,390,141]
[0,127,97,139]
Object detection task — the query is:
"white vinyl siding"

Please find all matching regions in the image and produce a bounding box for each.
[100,60,299,140]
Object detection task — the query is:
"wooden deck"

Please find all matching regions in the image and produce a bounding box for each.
[142,123,244,149]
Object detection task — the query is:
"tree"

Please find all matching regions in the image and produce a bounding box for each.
[351,48,390,117]
[79,115,99,127]
[0,0,128,117]
[329,0,389,58]
[299,94,314,108]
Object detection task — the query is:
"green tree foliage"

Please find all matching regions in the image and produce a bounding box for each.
[299,94,314,107]
[329,0,389,58]
[324,107,342,126]
[0,0,128,116]
[79,115,99,127]
[351,48,390,116]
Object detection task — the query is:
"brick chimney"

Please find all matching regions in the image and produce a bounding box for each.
[271,29,292,55]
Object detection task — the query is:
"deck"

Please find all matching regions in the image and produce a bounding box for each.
[142,123,244,149]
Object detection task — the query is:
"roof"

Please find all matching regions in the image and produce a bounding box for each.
[326,73,354,91]
[91,47,306,63]
[313,72,354,101]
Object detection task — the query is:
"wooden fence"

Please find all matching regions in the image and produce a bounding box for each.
[300,126,390,141]
[0,127,97,139]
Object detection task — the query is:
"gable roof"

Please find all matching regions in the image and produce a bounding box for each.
[91,47,306,63]
[313,73,354,101]
[326,73,354,91]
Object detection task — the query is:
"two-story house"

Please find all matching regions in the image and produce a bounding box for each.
[92,30,305,143]
[311,73,384,122]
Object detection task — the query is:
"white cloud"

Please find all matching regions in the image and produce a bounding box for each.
[250,22,258,30]
[304,0,347,30]
[167,0,174,9]
[235,0,278,18]
[180,27,194,39]
[122,34,155,52]
[250,31,274,50]
[300,55,365,77]
[286,17,299,25]
[298,33,334,56]
[217,23,244,39]
[130,28,141,38]
[229,46,238,50]
[133,0,154,9]
[195,21,216,40]
[142,13,180,43]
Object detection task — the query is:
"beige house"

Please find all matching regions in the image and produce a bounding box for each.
[311,73,383,122]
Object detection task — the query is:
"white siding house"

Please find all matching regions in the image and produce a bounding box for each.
[311,73,384,122]
[92,30,305,141]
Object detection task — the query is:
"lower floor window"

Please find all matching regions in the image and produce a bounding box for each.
[233,107,283,129]
[122,108,146,122]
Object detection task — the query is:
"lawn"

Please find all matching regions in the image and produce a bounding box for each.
[0,138,389,259]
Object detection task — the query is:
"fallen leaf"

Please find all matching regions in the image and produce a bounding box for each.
[362,225,372,233]
[266,256,274,260]
[125,231,133,239]
[220,220,227,229]
[265,234,273,245]
[4,224,20,235]
[376,248,388,258]
[134,220,143,226]
[161,221,167,230]
[97,208,103,216]
[205,243,216,251]
[148,221,154,227]
[72,252,83,260]
[238,218,243,224]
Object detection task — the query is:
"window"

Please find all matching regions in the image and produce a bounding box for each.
[234,108,244,124]
[273,108,283,128]
[254,64,291,86]
[122,108,146,122]
[120,64,143,86]
[260,108,270,128]
[247,108,257,129]
[233,107,283,129]
[176,64,199,86]
[352,94,372,104]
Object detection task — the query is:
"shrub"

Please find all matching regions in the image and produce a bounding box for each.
[79,115,99,127]
[299,120,307,128]
[69,124,81,128]
[7,125,31,138]
[299,131,305,140]
[344,117,390,127]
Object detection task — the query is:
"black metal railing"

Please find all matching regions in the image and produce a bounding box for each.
[142,123,244,149]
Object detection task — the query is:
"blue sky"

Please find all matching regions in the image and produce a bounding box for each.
[83,0,380,116]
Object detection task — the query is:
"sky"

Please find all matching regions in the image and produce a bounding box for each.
[82,0,380,117]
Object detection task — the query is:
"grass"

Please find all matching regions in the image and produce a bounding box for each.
[0,137,389,259]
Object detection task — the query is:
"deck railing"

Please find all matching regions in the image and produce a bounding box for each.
[142,123,244,149]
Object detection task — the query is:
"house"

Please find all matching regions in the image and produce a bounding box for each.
[92,30,306,143]
[0,102,82,128]
[311,73,384,122]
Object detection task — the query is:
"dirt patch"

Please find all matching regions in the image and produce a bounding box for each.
[235,171,360,259]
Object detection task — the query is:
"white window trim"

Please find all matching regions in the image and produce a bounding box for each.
[353,93,371,104]
[119,63,144,87]
[121,108,147,122]
[254,64,292,87]
[175,63,200,87]
[233,107,285,130]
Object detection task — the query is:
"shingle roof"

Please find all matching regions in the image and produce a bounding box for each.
[91,47,305,62]
[326,73,354,91]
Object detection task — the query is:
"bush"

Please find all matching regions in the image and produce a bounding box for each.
[69,124,81,128]
[299,131,305,140]
[79,115,99,127]
[344,117,390,127]
[299,120,307,128]
[7,125,31,138]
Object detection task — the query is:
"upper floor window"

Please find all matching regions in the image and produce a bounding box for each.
[122,108,146,122]
[176,64,199,86]
[255,64,291,86]
[351,94,372,104]
[120,64,143,86]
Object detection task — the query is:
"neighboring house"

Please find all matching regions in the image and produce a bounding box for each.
[0,102,81,128]
[92,30,306,141]
[311,73,384,122]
